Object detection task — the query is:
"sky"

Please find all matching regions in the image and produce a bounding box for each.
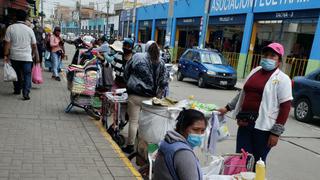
[42,0,168,18]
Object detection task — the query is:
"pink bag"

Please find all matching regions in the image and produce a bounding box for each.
[223,149,248,175]
[32,63,44,84]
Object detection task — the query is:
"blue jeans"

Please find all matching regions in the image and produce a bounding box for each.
[51,52,61,77]
[236,123,271,164]
[10,60,32,95]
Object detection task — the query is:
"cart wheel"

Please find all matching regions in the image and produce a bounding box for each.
[65,104,73,113]
[85,106,101,120]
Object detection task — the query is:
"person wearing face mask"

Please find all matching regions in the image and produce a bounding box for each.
[122,41,168,154]
[154,109,207,180]
[217,42,293,164]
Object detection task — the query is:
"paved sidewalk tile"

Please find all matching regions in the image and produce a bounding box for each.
[0,59,138,180]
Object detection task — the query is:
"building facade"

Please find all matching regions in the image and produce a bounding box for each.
[132,0,320,78]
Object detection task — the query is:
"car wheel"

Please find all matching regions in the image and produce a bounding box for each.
[198,76,206,88]
[177,70,184,81]
[294,98,314,123]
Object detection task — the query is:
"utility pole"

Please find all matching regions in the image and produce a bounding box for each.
[77,0,81,36]
[106,0,110,36]
[41,0,44,28]
[199,0,211,48]
[131,0,137,39]
[165,0,174,47]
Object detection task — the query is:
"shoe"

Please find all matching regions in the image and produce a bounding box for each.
[51,76,55,79]
[13,91,21,95]
[23,94,30,100]
[121,145,134,154]
[55,77,61,81]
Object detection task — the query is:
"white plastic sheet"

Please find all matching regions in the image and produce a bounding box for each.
[138,100,182,144]
[3,63,17,82]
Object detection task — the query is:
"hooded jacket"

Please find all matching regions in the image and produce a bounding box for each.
[124,41,168,97]
[153,130,202,180]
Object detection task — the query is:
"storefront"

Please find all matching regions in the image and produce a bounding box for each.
[249,10,318,77]
[138,20,152,43]
[207,14,246,68]
[155,19,167,48]
[175,17,201,59]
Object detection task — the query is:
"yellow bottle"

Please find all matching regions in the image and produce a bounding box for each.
[255,158,266,180]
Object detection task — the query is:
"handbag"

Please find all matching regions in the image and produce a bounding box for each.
[236,111,259,122]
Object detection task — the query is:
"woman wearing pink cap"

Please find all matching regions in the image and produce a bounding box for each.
[218,42,293,164]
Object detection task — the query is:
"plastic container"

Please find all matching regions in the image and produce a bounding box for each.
[255,158,266,180]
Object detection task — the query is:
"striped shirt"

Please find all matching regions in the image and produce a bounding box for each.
[111,53,126,84]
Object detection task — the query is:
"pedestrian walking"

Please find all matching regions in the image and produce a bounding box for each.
[218,42,293,164]
[122,41,168,154]
[33,20,45,65]
[50,27,64,81]
[3,9,40,100]
[154,109,207,180]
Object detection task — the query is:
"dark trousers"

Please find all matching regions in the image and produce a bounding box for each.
[37,44,44,64]
[11,60,32,96]
[236,123,271,164]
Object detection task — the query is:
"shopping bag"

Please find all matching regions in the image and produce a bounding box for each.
[223,149,248,175]
[3,63,17,82]
[32,63,44,84]
[202,156,224,177]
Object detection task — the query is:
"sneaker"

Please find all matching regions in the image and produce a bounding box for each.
[121,145,134,154]
[23,94,30,100]
[55,77,61,81]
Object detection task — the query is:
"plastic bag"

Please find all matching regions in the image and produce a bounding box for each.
[138,102,181,144]
[202,156,224,177]
[4,63,17,82]
[223,149,248,175]
[32,63,44,84]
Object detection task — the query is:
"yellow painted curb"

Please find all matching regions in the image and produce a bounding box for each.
[93,120,143,180]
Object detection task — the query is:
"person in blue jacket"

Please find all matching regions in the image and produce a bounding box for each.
[153,109,208,180]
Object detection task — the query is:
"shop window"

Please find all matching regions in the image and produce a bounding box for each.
[252,18,317,77]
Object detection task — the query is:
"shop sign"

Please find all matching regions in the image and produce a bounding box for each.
[255,9,320,20]
[254,0,320,12]
[139,21,152,28]
[177,18,201,26]
[210,0,320,14]
[209,15,246,25]
[156,19,167,28]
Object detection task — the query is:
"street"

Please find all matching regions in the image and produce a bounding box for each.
[169,78,320,180]
[61,43,320,180]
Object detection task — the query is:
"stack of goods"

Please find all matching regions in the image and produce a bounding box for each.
[83,71,98,96]
[71,72,86,94]
[189,100,217,118]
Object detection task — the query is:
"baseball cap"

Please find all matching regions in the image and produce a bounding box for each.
[262,42,284,57]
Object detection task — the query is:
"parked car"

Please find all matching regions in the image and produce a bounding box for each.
[177,48,237,88]
[292,69,320,122]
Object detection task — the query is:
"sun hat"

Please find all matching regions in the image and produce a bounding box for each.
[109,41,123,53]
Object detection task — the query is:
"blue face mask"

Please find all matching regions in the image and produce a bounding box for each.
[260,58,277,71]
[187,134,205,148]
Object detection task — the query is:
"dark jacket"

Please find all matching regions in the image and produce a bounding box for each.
[124,52,168,97]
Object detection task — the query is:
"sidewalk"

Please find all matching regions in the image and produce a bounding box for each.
[0,61,140,180]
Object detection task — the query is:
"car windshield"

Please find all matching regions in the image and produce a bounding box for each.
[200,52,228,65]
